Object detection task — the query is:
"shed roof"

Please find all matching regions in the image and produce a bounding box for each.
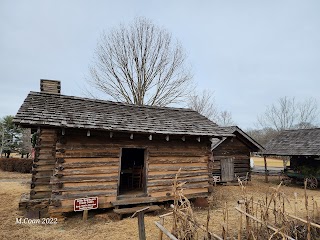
[14,91,233,137]
[263,128,320,156]
[211,126,264,151]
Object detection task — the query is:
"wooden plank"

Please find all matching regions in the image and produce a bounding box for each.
[150,188,207,198]
[62,161,119,169]
[148,171,209,180]
[53,184,117,192]
[148,156,208,164]
[149,152,204,157]
[114,205,160,215]
[149,165,207,171]
[112,197,158,206]
[148,177,209,187]
[55,191,117,200]
[33,185,52,192]
[154,221,178,240]
[56,152,119,158]
[58,168,119,176]
[148,183,210,193]
[63,157,119,163]
[51,175,118,183]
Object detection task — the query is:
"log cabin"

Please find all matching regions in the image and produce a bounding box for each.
[14,79,234,219]
[210,126,264,183]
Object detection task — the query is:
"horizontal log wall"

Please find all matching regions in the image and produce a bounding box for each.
[212,137,251,180]
[31,128,57,200]
[49,130,211,215]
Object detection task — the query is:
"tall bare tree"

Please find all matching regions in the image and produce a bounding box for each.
[88,17,192,106]
[187,90,235,126]
[187,90,218,121]
[216,110,235,127]
[258,96,319,131]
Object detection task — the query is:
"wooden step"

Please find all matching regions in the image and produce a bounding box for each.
[112,197,158,206]
[113,205,161,215]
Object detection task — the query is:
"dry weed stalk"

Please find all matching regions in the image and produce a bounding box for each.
[237,177,295,239]
[171,168,197,240]
[236,176,320,240]
[170,169,223,240]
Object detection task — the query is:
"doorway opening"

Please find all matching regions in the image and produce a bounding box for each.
[119,148,145,195]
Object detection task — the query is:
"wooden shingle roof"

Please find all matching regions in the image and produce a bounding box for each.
[263,128,320,156]
[14,91,232,137]
[211,126,264,151]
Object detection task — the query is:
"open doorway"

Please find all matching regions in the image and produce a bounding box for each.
[119,148,145,195]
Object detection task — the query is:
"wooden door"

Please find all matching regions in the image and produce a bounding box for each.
[221,158,234,182]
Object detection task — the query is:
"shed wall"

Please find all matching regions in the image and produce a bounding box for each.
[211,137,251,181]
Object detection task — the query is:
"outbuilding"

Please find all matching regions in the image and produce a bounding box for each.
[210,126,264,183]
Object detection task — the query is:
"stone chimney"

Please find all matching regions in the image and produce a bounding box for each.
[40,79,61,94]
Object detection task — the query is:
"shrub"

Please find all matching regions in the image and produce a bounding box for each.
[0,158,33,173]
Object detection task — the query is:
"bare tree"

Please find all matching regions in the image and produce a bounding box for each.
[216,110,235,127]
[186,90,218,120]
[88,17,192,106]
[258,96,319,131]
[246,128,278,146]
[296,98,319,128]
[187,90,235,126]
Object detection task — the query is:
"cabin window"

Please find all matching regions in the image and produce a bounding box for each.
[119,148,145,195]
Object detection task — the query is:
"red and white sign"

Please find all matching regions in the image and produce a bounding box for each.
[74,197,98,211]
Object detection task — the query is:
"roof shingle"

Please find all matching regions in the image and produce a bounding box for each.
[263,128,320,156]
[14,92,232,137]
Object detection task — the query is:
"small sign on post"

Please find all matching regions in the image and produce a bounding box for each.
[74,197,98,221]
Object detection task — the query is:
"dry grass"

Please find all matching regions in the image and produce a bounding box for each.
[0,169,31,180]
[2,169,320,239]
[253,156,290,167]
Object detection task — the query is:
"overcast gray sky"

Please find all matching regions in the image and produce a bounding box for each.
[1,0,319,129]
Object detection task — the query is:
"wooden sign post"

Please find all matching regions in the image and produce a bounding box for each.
[74,197,98,221]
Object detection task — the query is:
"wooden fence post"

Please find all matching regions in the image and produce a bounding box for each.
[132,207,150,240]
[264,156,269,183]
[158,217,164,240]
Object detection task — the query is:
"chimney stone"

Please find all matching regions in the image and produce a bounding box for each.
[40,79,61,94]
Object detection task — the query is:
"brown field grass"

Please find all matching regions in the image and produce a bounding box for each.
[1,169,319,239]
[252,156,290,167]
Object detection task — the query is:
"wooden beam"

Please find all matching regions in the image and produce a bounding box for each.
[154,221,178,240]
[264,156,268,183]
